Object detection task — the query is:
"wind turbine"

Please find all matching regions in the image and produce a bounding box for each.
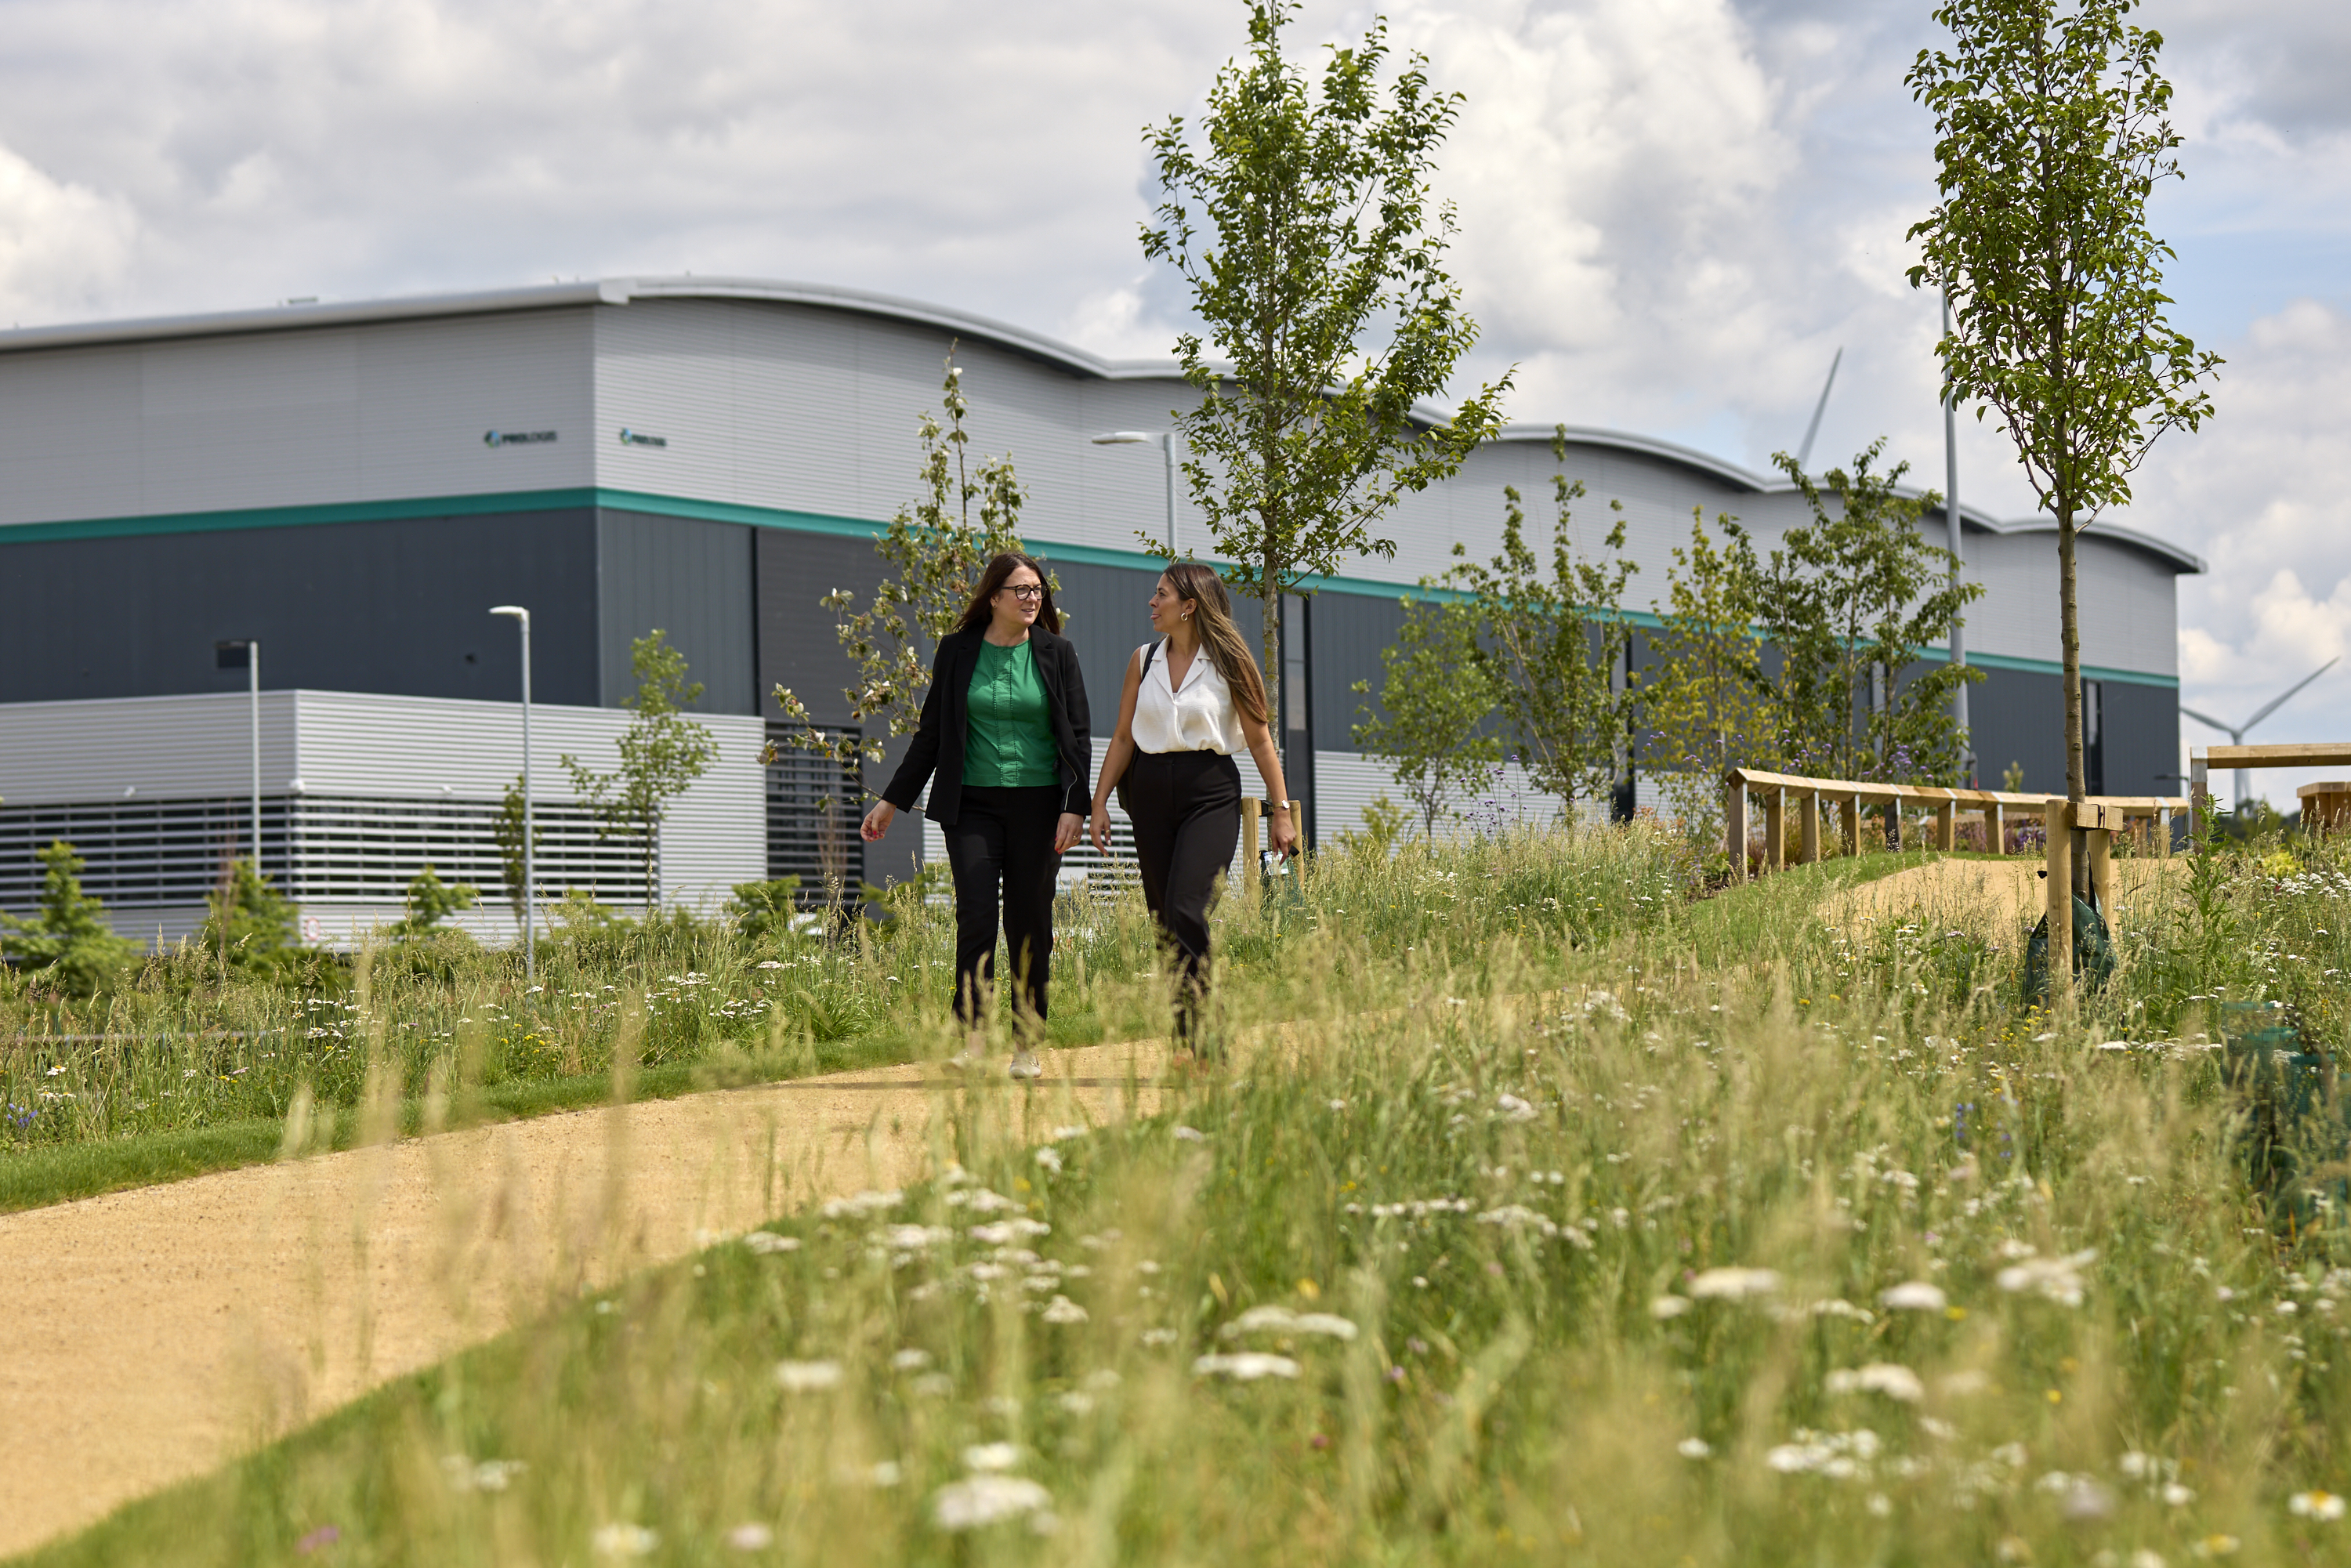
[2181,657,2339,809]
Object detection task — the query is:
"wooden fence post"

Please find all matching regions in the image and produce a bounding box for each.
[1838,795,1858,857]
[1725,780,1748,878]
[2045,800,2073,991]
[2188,755,2208,845]
[1935,795,1956,852]
[1763,788,1785,873]
[1797,791,1820,865]
[2088,815,2112,916]
[1988,801,2006,855]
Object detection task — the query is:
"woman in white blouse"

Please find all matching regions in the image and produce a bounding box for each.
[1090,563,1296,1056]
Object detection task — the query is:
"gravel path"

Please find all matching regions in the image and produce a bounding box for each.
[0,1037,1176,1559]
[1820,855,2183,933]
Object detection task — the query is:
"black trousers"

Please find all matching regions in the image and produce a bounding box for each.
[1121,751,1242,1045]
[940,784,1065,1027]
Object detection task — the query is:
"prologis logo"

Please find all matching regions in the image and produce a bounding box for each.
[484,429,559,447]
[618,428,668,448]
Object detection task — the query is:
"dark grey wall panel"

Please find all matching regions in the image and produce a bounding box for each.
[1311,591,1409,752]
[753,527,902,727]
[0,511,601,707]
[596,509,754,714]
[1968,666,2068,795]
[2101,677,2182,796]
[1028,556,1165,723]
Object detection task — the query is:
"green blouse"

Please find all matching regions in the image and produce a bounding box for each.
[962,639,1060,789]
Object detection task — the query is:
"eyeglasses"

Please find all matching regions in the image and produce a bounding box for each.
[1000,583,1045,601]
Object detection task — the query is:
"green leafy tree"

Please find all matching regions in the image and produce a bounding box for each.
[490,774,539,929]
[1758,443,1986,785]
[1907,0,2219,889]
[0,841,140,997]
[770,347,1032,777]
[391,864,478,940]
[1451,451,1639,817]
[1641,510,1773,838]
[1142,0,1512,737]
[1351,588,1499,838]
[562,631,720,911]
[199,856,299,976]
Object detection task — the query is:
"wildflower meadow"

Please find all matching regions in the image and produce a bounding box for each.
[9,813,2351,1566]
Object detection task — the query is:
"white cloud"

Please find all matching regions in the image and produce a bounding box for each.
[0,143,136,326]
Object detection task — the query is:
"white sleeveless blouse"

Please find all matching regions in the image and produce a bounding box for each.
[1132,639,1249,755]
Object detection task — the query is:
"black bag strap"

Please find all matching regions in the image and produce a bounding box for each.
[1139,639,1158,679]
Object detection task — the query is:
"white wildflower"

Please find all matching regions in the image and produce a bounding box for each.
[1824,1364,1925,1403]
[932,1476,1052,1530]
[882,1225,952,1251]
[818,1189,904,1219]
[1035,1146,1064,1174]
[1996,1249,2096,1306]
[964,1443,1021,1472]
[1193,1353,1301,1381]
[1678,1437,1713,1459]
[1688,1266,1781,1300]
[726,1521,775,1550]
[1139,1328,1179,1347]
[1173,1125,1206,1143]
[743,1231,801,1255]
[1878,1280,1948,1313]
[2291,1490,2348,1521]
[773,1360,845,1392]
[892,1349,933,1371]
[1650,1295,1693,1320]
[1494,1093,1538,1123]
[1041,1295,1089,1324]
[592,1523,658,1557]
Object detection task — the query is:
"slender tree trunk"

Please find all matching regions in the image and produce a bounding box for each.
[2058,502,2089,904]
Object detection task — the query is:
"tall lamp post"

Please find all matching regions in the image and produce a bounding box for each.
[490,606,535,983]
[213,639,262,871]
[1090,430,1179,554]
[1942,291,1970,780]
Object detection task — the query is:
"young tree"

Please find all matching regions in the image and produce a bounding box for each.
[770,348,1031,775]
[1451,460,1639,819]
[199,856,299,977]
[1142,0,1512,750]
[391,864,479,940]
[1641,510,1773,838]
[1350,587,1499,839]
[562,631,719,911]
[0,841,140,997]
[1759,444,1985,785]
[1907,0,2219,891]
[490,773,538,929]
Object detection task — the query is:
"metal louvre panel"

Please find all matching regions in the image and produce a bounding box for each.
[650,713,767,913]
[763,727,865,902]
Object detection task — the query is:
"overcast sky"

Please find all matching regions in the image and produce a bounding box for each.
[0,0,2342,800]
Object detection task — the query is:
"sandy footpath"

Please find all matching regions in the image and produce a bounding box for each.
[1822,855,2183,933]
[0,1037,1182,1558]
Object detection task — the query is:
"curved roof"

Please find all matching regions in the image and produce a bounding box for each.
[0,273,2204,574]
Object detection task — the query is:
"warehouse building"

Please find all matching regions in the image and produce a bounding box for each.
[0,277,2199,945]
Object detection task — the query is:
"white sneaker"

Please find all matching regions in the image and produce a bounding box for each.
[1007,1051,1043,1081]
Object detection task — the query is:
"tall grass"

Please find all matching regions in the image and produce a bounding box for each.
[27,822,2351,1565]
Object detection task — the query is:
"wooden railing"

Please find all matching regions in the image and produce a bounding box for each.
[2190,743,2351,838]
[1725,767,2189,980]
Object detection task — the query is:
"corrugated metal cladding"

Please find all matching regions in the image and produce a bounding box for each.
[0,310,596,527]
[0,690,764,941]
[1964,666,2180,798]
[596,509,755,714]
[0,508,603,706]
[1964,529,2179,678]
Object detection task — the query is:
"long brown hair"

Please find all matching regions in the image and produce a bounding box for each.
[957,552,1061,636]
[1161,563,1268,724]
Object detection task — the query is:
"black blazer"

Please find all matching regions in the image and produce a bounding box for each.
[880,627,1092,824]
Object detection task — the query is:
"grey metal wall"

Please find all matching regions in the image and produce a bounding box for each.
[1965,667,2178,797]
[596,509,755,714]
[0,509,603,707]
[1310,590,1410,750]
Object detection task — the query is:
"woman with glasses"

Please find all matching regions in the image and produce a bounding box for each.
[864,553,1090,1078]
[1089,562,1295,1059]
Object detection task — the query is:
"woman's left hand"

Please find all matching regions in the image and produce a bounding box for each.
[1052,813,1084,855]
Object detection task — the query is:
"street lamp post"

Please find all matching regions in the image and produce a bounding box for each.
[1942,290,1970,780]
[1090,430,1179,554]
[490,606,534,984]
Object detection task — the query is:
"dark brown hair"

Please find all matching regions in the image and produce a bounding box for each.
[1161,562,1268,724]
[958,552,1061,636]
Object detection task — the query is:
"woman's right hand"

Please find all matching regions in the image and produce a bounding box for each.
[860,800,896,842]
[1089,801,1112,853]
